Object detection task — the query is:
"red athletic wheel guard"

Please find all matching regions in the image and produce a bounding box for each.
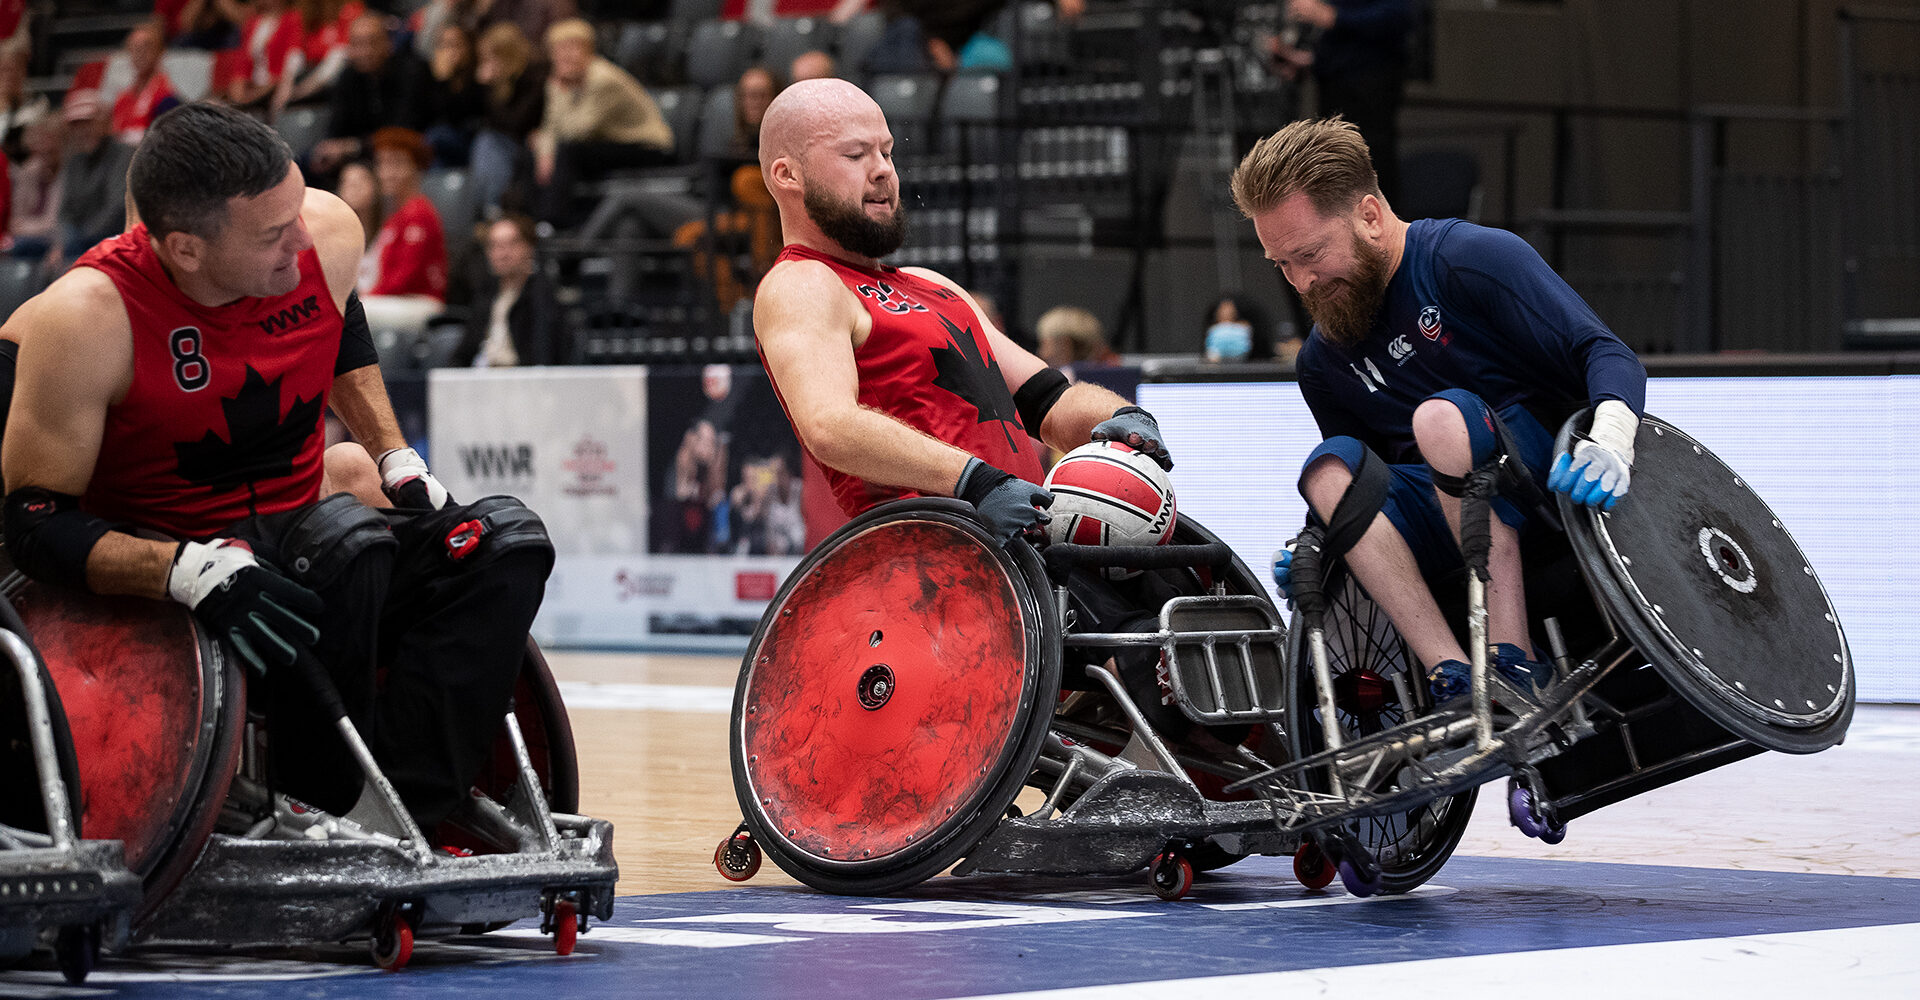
[740,517,1031,863]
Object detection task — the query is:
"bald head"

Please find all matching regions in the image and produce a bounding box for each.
[758,78,888,175]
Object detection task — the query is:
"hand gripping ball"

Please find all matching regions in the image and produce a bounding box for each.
[1043,441,1177,577]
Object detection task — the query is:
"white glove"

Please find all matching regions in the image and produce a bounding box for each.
[378,447,451,510]
[1550,400,1638,510]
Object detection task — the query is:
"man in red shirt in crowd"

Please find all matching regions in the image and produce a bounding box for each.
[753,77,1168,539]
[111,21,179,145]
[363,125,447,300]
[0,103,551,839]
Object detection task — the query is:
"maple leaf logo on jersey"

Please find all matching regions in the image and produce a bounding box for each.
[174,366,322,501]
[929,313,1023,452]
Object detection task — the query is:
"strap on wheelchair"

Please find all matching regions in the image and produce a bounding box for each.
[1291,445,1390,627]
[1429,410,1563,534]
[1459,464,1500,583]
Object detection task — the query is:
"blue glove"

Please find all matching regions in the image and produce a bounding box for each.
[955,458,1054,545]
[1549,400,1639,511]
[1271,543,1295,600]
[1091,406,1173,469]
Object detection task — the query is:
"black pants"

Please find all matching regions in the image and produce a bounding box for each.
[1315,67,1405,205]
[229,498,551,827]
[540,140,677,229]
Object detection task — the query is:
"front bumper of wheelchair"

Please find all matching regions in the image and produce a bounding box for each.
[133,814,618,948]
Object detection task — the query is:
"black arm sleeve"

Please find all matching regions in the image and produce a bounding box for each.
[1013,367,1071,439]
[0,338,18,447]
[3,488,116,591]
[335,291,379,375]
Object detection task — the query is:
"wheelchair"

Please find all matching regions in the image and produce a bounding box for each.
[717,498,1310,899]
[0,540,618,973]
[716,409,1855,900]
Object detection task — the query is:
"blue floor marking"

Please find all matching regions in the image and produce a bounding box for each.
[7,857,1918,998]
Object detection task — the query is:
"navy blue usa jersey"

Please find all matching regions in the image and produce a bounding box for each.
[1295,219,1646,464]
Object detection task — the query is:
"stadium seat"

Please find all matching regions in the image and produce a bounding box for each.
[0,259,45,324]
[670,0,725,23]
[617,20,686,87]
[696,85,739,161]
[652,86,705,163]
[869,74,940,126]
[941,72,1003,123]
[421,169,479,238]
[835,11,887,77]
[274,106,331,159]
[682,20,759,90]
[759,17,834,76]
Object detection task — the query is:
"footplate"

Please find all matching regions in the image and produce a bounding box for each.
[1160,596,1288,725]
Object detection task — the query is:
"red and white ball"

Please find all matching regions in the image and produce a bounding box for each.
[1043,441,1177,571]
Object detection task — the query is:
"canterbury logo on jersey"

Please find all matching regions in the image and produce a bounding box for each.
[258,295,323,336]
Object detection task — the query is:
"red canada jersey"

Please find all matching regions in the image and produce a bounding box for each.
[73,226,341,540]
[761,244,1042,515]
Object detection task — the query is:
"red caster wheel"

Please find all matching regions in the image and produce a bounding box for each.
[1148,851,1195,901]
[552,899,578,956]
[1292,841,1335,890]
[715,830,762,882]
[371,913,414,972]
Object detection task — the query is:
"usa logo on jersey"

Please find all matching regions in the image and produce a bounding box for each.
[1417,305,1451,345]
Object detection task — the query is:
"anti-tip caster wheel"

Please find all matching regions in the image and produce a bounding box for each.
[55,923,101,985]
[1337,858,1381,898]
[371,912,415,972]
[1148,851,1195,901]
[552,898,579,956]
[1507,778,1566,842]
[715,828,762,882]
[1293,841,1336,891]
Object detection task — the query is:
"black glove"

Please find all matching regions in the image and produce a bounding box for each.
[955,457,1053,545]
[167,540,325,676]
[1091,406,1173,469]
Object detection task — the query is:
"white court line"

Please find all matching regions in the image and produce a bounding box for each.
[931,921,1920,1000]
[557,682,734,713]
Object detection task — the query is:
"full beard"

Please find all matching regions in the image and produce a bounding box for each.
[804,184,907,260]
[1302,233,1391,347]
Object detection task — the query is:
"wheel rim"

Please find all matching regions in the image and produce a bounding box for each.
[736,508,1050,873]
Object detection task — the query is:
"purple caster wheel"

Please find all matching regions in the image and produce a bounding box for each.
[1336,859,1380,897]
[1507,778,1566,842]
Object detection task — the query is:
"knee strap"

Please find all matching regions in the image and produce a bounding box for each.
[282,493,398,589]
[1303,440,1391,562]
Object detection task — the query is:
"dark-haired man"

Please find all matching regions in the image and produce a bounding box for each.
[1233,117,1646,702]
[0,102,553,837]
[753,78,1168,538]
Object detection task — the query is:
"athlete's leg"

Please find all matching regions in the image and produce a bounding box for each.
[1299,451,1468,671]
[321,442,386,509]
[1411,396,1532,653]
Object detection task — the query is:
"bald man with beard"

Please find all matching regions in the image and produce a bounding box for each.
[750,78,1173,542]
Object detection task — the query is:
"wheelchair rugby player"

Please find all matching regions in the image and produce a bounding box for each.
[0,102,613,975]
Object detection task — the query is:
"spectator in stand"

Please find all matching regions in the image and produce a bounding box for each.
[1265,0,1412,203]
[532,18,673,230]
[1036,305,1119,368]
[788,49,835,83]
[111,22,182,145]
[471,21,545,212]
[0,0,30,62]
[1200,294,1294,364]
[485,0,576,53]
[362,126,447,300]
[47,90,134,271]
[411,0,488,60]
[0,49,48,162]
[674,65,780,311]
[219,0,307,109]
[336,156,381,247]
[422,23,484,167]
[272,0,366,115]
[156,0,243,50]
[453,213,564,367]
[6,117,59,258]
[310,14,431,177]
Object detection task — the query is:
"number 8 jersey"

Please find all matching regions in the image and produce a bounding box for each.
[71,225,342,540]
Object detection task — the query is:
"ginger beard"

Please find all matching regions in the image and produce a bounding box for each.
[803,180,907,260]
[1302,229,1392,346]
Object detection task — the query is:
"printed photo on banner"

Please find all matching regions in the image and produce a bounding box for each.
[648,364,805,557]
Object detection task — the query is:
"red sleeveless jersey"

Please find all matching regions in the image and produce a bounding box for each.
[73,226,341,539]
[761,245,1043,515]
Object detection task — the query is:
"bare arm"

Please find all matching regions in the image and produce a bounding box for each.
[302,188,406,454]
[754,260,975,496]
[900,266,1134,454]
[1,271,178,598]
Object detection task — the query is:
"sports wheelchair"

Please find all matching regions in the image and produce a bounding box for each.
[715,410,1854,899]
[0,520,618,977]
